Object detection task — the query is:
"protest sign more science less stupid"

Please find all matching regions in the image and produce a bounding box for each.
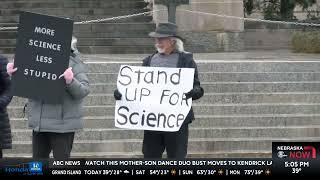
[11,11,73,103]
[115,65,195,132]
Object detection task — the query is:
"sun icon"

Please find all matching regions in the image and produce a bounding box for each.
[218,169,224,175]
[171,169,177,175]
[265,169,271,175]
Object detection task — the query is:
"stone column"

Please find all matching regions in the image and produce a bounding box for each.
[153,0,244,32]
[153,0,189,23]
[152,0,245,52]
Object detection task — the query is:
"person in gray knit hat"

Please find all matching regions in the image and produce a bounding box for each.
[114,23,204,158]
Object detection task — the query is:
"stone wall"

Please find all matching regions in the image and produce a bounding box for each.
[152,0,244,32]
[151,0,245,52]
[244,21,320,51]
[182,31,244,53]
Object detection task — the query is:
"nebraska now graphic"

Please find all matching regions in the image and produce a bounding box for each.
[272,142,320,176]
[276,145,317,159]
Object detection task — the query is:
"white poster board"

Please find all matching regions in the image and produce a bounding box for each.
[115,65,195,132]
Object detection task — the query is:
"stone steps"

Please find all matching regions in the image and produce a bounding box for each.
[9,114,320,129]
[0,14,152,23]
[85,72,320,83]
[78,38,154,46]
[9,93,320,107]
[0,8,150,16]
[86,82,320,94]
[7,103,320,118]
[0,38,154,47]
[84,61,320,73]
[0,31,155,39]
[4,54,320,157]
[78,46,155,54]
[4,137,320,156]
[74,23,155,32]
[1,45,203,54]
[2,46,149,54]
[6,59,320,159]
[0,0,148,9]
[12,127,320,141]
[1,23,155,32]
[0,22,156,53]
[0,0,154,54]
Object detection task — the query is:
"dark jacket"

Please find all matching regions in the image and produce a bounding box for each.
[27,53,90,133]
[142,51,204,124]
[0,55,12,149]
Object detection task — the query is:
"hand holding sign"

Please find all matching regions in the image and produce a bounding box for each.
[6,60,17,76]
[114,89,122,100]
[185,89,194,99]
[59,67,74,84]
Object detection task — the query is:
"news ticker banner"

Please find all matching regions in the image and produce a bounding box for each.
[0,142,319,176]
[0,159,272,176]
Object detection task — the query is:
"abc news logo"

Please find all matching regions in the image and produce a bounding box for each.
[277,146,317,159]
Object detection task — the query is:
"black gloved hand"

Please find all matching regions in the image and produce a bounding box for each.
[185,89,195,99]
[114,89,122,100]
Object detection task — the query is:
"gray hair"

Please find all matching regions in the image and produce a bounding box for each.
[71,36,79,53]
[171,37,185,52]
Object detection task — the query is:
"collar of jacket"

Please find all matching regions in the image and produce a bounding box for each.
[158,49,179,56]
[144,51,189,67]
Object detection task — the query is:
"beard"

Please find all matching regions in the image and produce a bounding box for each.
[155,44,165,53]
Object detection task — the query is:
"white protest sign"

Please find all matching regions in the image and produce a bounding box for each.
[115,65,195,132]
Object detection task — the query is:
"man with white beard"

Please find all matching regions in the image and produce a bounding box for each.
[114,23,204,159]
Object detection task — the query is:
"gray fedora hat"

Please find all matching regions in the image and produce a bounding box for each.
[149,23,184,41]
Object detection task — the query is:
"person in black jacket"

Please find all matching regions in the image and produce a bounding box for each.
[0,55,13,158]
[114,23,204,158]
